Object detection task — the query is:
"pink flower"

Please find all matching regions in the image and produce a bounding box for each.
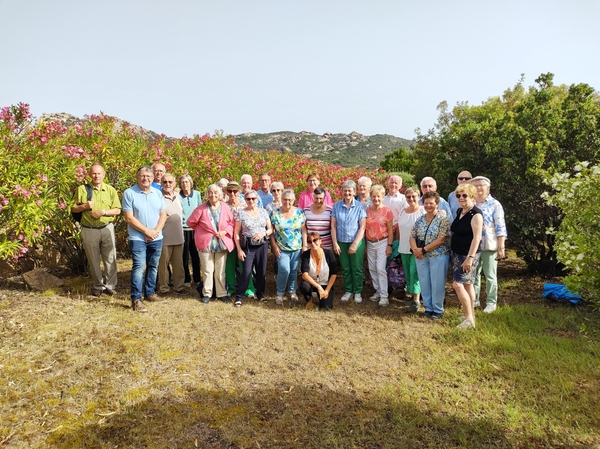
[58,201,67,210]
[17,234,24,240]
[36,200,42,207]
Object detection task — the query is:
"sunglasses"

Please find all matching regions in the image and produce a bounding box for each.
[307,238,321,244]
[227,189,239,193]
[162,180,174,184]
[458,177,472,181]
[245,197,258,201]
[455,193,470,199]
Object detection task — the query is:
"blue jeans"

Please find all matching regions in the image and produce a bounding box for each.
[415,254,449,314]
[130,239,163,302]
[276,249,301,296]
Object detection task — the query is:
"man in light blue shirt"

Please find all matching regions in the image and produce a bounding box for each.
[419,177,452,218]
[123,166,167,312]
[257,173,274,208]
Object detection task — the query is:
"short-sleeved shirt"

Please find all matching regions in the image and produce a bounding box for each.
[161,194,184,246]
[383,192,408,227]
[270,207,306,251]
[257,189,274,209]
[237,208,270,238]
[122,184,166,242]
[332,199,367,243]
[410,213,450,257]
[450,206,483,255]
[303,205,333,249]
[72,182,121,227]
[365,206,393,241]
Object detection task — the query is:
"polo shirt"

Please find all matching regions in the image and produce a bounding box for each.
[332,198,367,243]
[257,189,274,208]
[73,182,121,227]
[122,184,166,242]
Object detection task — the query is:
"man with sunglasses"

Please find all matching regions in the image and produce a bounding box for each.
[448,171,472,221]
[157,173,186,296]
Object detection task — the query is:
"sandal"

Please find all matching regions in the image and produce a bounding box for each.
[234,300,242,307]
[276,296,284,305]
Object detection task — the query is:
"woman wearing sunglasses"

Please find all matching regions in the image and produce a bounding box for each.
[450,183,483,329]
[234,189,273,307]
[300,232,338,310]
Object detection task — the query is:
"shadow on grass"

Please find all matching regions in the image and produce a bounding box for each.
[50,385,517,449]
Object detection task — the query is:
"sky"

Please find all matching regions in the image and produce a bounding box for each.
[2,0,599,140]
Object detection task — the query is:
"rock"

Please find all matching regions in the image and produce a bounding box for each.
[22,269,64,291]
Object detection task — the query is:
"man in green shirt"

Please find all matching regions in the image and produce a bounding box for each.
[71,163,122,296]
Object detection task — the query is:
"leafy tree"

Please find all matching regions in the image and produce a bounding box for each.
[411,73,600,271]
[380,146,415,173]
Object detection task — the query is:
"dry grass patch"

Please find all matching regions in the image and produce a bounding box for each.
[1,254,599,448]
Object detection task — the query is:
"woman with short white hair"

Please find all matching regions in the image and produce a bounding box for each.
[471,176,507,313]
[355,176,372,206]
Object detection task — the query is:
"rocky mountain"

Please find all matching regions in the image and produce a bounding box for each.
[234,131,414,169]
[38,113,413,169]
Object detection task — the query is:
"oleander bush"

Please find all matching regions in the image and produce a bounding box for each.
[0,103,386,270]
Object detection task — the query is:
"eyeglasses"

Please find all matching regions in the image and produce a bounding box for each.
[227,189,239,193]
[455,193,469,199]
[421,184,434,188]
[271,189,282,192]
[245,197,258,201]
[162,180,174,184]
[458,177,472,181]
[307,239,321,244]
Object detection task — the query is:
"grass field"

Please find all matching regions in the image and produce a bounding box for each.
[1,254,599,448]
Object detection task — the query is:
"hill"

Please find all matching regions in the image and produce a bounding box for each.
[234,131,414,169]
[38,113,413,169]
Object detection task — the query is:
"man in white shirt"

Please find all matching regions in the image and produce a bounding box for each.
[382,175,407,238]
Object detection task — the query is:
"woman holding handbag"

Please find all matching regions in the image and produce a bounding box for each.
[409,191,451,320]
[234,189,273,307]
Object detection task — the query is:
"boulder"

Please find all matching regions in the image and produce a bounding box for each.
[22,269,64,291]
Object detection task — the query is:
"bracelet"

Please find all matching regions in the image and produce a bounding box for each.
[468,255,474,259]
[103,210,107,216]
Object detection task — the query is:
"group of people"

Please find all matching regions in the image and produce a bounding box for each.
[72,164,507,329]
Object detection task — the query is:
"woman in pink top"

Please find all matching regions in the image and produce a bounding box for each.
[365,185,394,306]
[297,173,334,209]
[186,184,235,303]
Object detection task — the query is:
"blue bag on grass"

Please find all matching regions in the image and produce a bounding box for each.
[542,283,583,305]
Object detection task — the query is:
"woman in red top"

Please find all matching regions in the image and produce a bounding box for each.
[365,185,394,306]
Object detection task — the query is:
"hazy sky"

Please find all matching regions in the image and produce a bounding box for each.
[2,0,598,139]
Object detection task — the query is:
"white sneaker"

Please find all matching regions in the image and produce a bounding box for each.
[474,300,481,308]
[378,297,389,306]
[183,282,191,288]
[341,292,353,301]
[276,296,283,305]
[483,304,497,313]
[354,293,362,303]
[369,292,381,302]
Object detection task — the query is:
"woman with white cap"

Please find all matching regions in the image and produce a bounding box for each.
[471,176,507,313]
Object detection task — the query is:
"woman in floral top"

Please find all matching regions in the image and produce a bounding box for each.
[270,189,306,305]
[409,191,450,320]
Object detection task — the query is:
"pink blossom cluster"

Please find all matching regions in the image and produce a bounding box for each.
[75,165,87,182]
[62,145,90,160]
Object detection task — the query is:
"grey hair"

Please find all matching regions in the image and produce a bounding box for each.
[244,189,258,199]
[179,174,194,188]
[342,180,356,191]
[206,183,223,201]
[282,189,296,201]
[357,176,372,186]
[137,166,153,175]
[270,181,284,192]
[217,178,229,187]
[370,184,386,197]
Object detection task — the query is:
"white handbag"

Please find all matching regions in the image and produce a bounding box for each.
[481,224,497,251]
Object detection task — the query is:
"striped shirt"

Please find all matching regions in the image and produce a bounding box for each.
[303,205,333,249]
